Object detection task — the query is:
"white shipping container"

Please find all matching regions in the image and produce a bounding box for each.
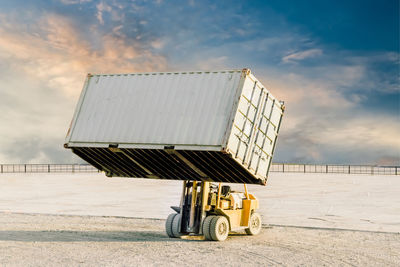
[65,69,284,185]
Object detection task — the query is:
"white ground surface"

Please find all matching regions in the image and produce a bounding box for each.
[1,213,399,266]
[0,172,399,233]
[1,172,399,266]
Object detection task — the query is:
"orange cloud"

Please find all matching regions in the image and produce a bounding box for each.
[0,13,167,98]
[0,12,168,163]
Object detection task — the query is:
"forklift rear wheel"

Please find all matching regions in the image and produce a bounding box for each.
[201,216,215,240]
[210,216,229,241]
[171,213,183,237]
[245,212,262,235]
[165,213,177,238]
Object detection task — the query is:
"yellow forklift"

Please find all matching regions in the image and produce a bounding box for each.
[166,180,261,241]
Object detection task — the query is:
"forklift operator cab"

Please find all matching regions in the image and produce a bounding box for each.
[166,181,262,241]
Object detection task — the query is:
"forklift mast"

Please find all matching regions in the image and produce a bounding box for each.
[180,181,209,234]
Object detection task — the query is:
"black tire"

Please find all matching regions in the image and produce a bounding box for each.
[171,213,182,237]
[245,212,262,235]
[165,213,177,238]
[201,216,215,240]
[210,216,229,241]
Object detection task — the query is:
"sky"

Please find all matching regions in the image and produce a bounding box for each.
[0,0,399,165]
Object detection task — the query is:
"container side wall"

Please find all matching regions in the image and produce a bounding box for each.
[68,71,243,148]
[65,75,92,143]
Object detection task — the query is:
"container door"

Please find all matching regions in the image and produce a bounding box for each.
[230,78,265,167]
[227,73,284,180]
[246,92,284,177]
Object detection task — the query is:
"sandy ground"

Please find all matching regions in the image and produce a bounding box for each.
[0,212,399,266]
[0,172,399,232]
[0,172,399,266]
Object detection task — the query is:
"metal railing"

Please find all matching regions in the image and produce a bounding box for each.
[0,164,99,173]
[269,163,399,175]
[0,163,398,175]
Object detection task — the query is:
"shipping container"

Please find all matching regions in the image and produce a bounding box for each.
[64,69,285,185]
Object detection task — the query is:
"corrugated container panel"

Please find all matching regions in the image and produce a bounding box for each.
[65,69,285,185]
[67,71,243,148]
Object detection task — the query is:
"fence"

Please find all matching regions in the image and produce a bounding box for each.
[269,163,398,175]
[0,163,398,175]
[0,164,99,173]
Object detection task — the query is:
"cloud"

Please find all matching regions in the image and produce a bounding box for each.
[376,156,400,166]
[60,0,92,4]
[150,39,166,50]
[134,7,397,165]
[279,113,400,165]
[96,1,112,25]
[94,1,126,25]
[2,136,79,163]
[264,70,400,165]
[347,52,400,94]
[0,66,77,163]
[282,48,323,63]
[0,13,167,98]
[0,11,167,163]
[0,1,397,166]
[195,56,229,70]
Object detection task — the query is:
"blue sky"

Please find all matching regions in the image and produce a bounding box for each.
[0,0,399,165]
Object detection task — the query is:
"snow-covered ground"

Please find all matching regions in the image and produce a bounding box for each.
[0,172,399,233]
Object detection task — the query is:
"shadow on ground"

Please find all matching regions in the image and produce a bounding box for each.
[0,230,259,242]
[0,230,184,242]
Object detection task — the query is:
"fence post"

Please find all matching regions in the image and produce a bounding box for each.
[1,164,2,173]
[348,165,350,174]
[24,164,26,173]
[326,165,328,173]
[48,164,50,173]
[72,164,75,173]
[304,164,306,173]
[282,164,285,173]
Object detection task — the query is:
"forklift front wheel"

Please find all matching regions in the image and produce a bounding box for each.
[165,213,182,238]
[245,212,262,235]
[210,216,229,241]
[201,216,216,240]
[165,213,177,238]
[171,214,183,237]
